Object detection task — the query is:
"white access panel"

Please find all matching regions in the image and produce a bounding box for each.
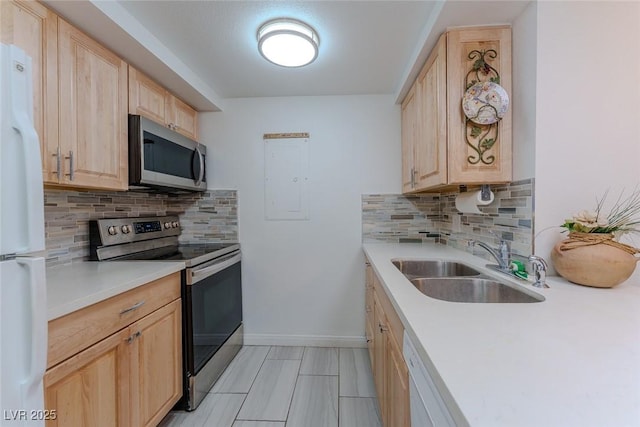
[264,137,309,220]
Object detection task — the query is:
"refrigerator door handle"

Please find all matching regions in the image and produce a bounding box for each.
[9,45,45,252]
[16,257,47,403]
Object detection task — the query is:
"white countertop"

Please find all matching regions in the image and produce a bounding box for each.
[363,243,640,427]
[46,261,185,321]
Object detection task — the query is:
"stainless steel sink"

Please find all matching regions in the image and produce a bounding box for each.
[392,259,482,279]
[410,278,544,303]
[391,258,544,303]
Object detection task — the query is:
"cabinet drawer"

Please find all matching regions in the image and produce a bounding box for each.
[47,272,180,368]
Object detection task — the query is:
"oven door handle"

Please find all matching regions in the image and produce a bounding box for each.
[190,252,241,285]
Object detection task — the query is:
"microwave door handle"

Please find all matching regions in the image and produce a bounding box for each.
[194,146,204,186]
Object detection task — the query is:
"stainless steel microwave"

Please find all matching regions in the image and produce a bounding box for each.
[128,115,206,193]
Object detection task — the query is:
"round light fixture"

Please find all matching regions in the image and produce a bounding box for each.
[257,18,319,67]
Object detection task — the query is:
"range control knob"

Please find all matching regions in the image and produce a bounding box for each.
[172,221,179,228]
[107,226,118,236]
[121,225,131,234]
[164,222,172,229]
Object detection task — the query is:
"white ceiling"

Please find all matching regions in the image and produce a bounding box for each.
[43,1,531,111]
[116,1,437,99]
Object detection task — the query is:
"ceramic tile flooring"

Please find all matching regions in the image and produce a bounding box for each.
[159,346,382,427]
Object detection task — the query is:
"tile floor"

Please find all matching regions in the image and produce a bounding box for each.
[159,346,381,427]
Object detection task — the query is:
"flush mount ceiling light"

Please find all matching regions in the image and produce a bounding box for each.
[257,18,319,67]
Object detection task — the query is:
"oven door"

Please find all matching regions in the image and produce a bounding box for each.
[185,251,242,376]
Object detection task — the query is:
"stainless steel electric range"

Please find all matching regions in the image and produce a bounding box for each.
[89,215,243,411]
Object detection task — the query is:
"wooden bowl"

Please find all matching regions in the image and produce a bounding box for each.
[551,242,639,288]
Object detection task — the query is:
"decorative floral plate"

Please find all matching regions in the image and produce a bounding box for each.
[462,81,509,125]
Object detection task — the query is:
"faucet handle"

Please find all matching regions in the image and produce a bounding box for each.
[528,255,549,288]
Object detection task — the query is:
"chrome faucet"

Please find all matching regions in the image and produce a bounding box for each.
[528,255,550,288]
[467,238,511,272]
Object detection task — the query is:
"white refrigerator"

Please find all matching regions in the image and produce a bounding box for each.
[0,44,47,427]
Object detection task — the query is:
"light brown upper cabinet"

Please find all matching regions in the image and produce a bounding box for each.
[402,26,512,193]
[1,0,59,183]
[401,85,417,193]
[129,66,199,140]
[3,1,128,191]
[57,18,128,190]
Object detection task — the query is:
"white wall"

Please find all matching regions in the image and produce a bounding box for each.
[534,1,640,279]
[511,1,537,181]
[200,95,400,346]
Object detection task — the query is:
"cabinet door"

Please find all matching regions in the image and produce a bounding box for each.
[373,293,387,425]
[415,34,447,190]
[128,66,168,125]
[57,18,128,190]
[129,299,182,427]
[44,328,131,427]
[401,84,417,194]
[386,331,411,427]
[167,95,198,140]
[365,264,375,365]
[365,316,375,368]
[446,26,512,184]
[1,0,59,183]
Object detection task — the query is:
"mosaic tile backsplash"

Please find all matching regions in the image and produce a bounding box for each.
[44,189,238,266]
[362,194,441,244]
[362,178,534,259]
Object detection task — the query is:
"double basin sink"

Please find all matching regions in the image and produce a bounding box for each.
[392,259,544,303]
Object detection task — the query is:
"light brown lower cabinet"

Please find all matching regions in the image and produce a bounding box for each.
[365,263,375,367]
[373,293,388,422]
[366,261,411,427]
[44,274,182,427]
[130,300,183,427]
[44,328,131,426]
[386,331,410,427]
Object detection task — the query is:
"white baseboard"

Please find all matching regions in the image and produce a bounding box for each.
[243,333,367,348]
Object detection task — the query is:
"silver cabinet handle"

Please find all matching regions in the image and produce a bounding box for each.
[120,300,145,315]
[65,150,74,181]
[53,147,61,180]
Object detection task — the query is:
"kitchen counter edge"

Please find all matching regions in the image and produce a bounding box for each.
[46,260,185,321]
